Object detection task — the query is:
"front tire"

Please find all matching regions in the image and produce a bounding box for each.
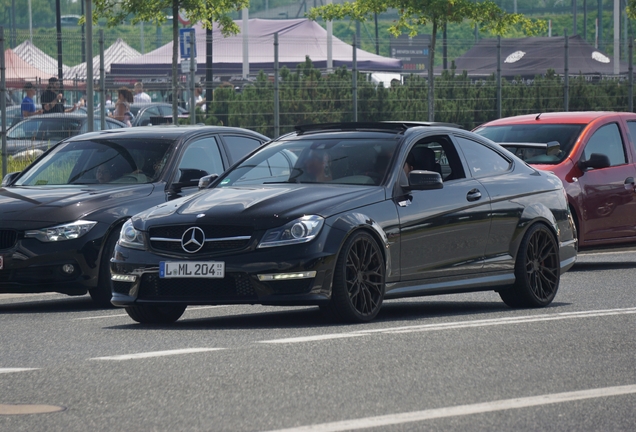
[89,229,120,307]
[500,223,560,308]
[125,304,187,324]
[324,231,385,323]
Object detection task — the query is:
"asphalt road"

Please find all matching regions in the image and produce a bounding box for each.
[1,249,635,431]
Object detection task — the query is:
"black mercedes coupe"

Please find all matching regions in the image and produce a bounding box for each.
[110,122,578,324]
[0,126,269,306]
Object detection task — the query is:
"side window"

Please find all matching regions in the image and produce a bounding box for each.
[627,121,636,154]
[223,135,264,163]
[584,123,627,166]
[176,137,223,183]
[455,136,511,178]
[406,135,466,181]
[137,106,161,126]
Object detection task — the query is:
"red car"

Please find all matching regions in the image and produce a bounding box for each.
[474,112,636,249]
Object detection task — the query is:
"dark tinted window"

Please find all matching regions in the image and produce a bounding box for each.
[474,124,583,164]
[626,121,636,154]
[223,135,264,163]
[176,137,223,183]
[583,123,626,166]
[455,136,511,178]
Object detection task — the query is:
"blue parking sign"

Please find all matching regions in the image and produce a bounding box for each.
[179,28,197,59]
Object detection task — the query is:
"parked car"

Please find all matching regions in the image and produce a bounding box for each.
[4,113,126,157]
[128,103,189,127]
[0,125,269,306]
[1,105,24,130]
[474,111,636,249]
[110,122,577,324]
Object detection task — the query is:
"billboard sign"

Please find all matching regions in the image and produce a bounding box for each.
[390,34,431,71]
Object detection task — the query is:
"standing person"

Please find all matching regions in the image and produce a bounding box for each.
[194,82,206,111]
[41,77,79,114]
[133,82,151,103]
[111,87,135,126]
[21,82,42,118]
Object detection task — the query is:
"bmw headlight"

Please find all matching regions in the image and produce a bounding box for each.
[258,215,324,248]
[118,219,146,250]
[25,220,97,242]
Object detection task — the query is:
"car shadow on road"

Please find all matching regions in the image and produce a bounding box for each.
[105,300,571,331]
[569,261,636,272]
[0,295,112,314]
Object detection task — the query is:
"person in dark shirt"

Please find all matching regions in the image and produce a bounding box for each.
[41,77,79,114]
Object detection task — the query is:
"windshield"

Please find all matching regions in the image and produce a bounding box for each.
[474,123,584,164]
[218,137,399,187]
[15,138,174,186]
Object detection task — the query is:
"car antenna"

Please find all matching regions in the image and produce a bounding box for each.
[535,113,542,120]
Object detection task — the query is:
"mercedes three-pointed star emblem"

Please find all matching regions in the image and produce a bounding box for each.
[181,226,206,253]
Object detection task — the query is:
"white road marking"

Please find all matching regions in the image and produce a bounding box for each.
[260,333,367,344]
[262,384,636,432]
[90,348,224,361]
[0,368,39,374]
[259,307,636,344]
[0,293,62,300]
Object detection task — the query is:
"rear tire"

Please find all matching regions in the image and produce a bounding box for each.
[323,231,385,323]
[125,304,187,324]
[89,229,120,308]
[500,223,560,308]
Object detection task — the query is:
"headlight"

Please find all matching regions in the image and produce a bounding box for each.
[25,220,97,242]
[118,219,146,250]
[258,215,324,248]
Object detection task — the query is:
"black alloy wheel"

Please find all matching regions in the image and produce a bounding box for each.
[500,223,560,308]
[125,304,187,324]
[324,231,385,322]
[89,229,120,308]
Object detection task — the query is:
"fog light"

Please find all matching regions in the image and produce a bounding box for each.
[257,271,316,281]
[62,264,75,274]
[111,274,137,283]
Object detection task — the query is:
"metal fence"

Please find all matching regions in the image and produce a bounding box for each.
[2,25,636,176]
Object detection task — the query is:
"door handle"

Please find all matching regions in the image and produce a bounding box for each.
[466,189,482,202]
[624,177,634,184]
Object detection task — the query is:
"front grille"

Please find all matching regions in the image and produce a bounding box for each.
[138,272,257,301]
[0,230,18,250]
[149,224,253,255]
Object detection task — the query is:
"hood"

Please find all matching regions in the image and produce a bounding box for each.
[0,184,154,229]
[136,184,385,230]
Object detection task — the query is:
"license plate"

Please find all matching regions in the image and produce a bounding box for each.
[159,261,225,278]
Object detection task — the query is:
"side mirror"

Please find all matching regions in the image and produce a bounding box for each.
[198,173,219,189]
[407,170,443,190]
[1,171,21,187]
[169,168,209,194]
[579,153,610,171]
[546,141,561,156]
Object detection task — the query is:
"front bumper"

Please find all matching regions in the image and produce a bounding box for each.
[0,228,105,295]
[110,240,339,307]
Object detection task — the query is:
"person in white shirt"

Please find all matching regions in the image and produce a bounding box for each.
[133,82,151,103]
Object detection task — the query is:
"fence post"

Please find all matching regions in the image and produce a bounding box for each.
[1,27,6,178]
[352,34,358,122]
[99,30,105,130]
[629,30,633,112]
[190,35,196,125]
[274,33,280,138]
[85,0,94,131]
[428,41,434,121]
[497,36,502,119]
[564,29,569,112]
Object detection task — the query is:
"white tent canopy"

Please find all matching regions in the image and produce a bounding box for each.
[13,39,70,78]
[67,38,141,80]
[111,18,402,76]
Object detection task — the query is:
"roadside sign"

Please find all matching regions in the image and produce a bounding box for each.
[178,9,191,26]
[179,28,197,59]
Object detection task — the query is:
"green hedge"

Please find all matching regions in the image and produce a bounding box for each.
[203,58,633,138]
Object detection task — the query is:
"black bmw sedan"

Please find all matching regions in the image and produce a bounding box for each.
[0,126,269,306]
[111,122,578,324]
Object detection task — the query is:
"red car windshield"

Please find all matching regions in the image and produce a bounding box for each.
[474,123,584,164]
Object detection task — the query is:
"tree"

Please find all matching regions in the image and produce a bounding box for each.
[307,0,544,121]
[93,0,248,123]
